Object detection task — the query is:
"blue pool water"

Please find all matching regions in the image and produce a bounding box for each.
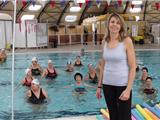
[0,51,160,120]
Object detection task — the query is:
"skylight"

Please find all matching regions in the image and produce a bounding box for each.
[70,6,81,12]
[28,5,41,11]
[21,15,35,21]
[132,0,143,5]
[76,0,85,3]
[65,15,77,22]
[130,8,141,13]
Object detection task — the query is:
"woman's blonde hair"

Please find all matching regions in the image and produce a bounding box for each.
[104,12,128,43]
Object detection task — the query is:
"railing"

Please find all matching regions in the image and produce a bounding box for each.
[48,33,104,47]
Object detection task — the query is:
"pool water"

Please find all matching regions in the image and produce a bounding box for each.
[0,51,160,120]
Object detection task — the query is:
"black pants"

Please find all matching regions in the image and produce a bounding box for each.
[103,84,132,120]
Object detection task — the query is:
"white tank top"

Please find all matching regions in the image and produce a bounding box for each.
[103,41,129,86]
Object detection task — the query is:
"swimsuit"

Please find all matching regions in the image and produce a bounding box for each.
[46,68,57,78]
[89,72,98,83]
[31,68,41,76]
[74,61,82,66]
[28,88,46,104]
[143,88,155,94]
[23,77,33,87]
[74,84,86,93]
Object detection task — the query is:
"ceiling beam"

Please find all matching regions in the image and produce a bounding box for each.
[37,1,51,23]
[0,1,9,9]
[103,2,109,14]
[143,0,148,21]
[78,4,88,25]
[16,1,32,21]
[40,15,57,22]
[57,1,70,25]
[123,1,130,14]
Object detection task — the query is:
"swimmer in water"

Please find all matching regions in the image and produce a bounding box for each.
[26,79,48,104]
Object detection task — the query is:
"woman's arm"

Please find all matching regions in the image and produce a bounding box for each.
[97,40,106,88]
[125,37,136,91]
[21,78,25,85]
[84,73,89,80]
[26,90,31,97]
[96,40,106,99]
[38,64,43,73]
[97,59,105,87]
[41,69,48,78]
[42,88,48,98]
[119,37,136,100]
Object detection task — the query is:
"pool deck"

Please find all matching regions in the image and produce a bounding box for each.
[7,43,160,54]
[43,115,97,120]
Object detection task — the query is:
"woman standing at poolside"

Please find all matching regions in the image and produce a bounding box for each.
[96,13,136,120]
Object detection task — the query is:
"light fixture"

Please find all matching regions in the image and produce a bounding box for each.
[70,6,81,12]
[0,13,12,20]
[21,15,35,21]
[132,0,143,5]
[65,15,77,22]
[28,5,41,11]
[76,0,85,3]
[135,16,140,21]
[130,8,141,13]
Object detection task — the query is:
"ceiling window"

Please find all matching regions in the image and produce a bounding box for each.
[21,15,35,21]
[70,6,81,12]
[130,8,141,13]
[65,15,77,22]
[76,0,85,3]
[132,0,143,5]
[28,5,42,11]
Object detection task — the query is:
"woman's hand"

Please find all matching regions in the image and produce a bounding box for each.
[119,89,131,101]
[96,88,102,99]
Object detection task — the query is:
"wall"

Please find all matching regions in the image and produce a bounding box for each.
[0,21,12,49]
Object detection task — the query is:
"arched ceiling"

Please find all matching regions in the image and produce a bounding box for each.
[0,0,160,25]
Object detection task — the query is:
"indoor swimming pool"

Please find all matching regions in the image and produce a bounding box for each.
[0,51,160,120]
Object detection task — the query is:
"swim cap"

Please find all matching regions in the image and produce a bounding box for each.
[48,60,52,64]
[31,79,40,85]
[67,60,72,64]
[32,57,37,62]
[88,63,93,67]
[25,68,30,75]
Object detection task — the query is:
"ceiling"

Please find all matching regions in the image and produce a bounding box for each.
[0,0,160,25]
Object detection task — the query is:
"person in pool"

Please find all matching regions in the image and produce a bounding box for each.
[0,49,7,62]
[140,67,149,81]
[85,64,98,83]
[26,79,48,104]
[143,77,155,94]
[22,68,34,87]
[74,72,86,94]
[80,48,85,56]
[136,65,140,72]
[30,57,43,76]
[74,56,83,66]
[65,60,74,72]
[42,60,57,79]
